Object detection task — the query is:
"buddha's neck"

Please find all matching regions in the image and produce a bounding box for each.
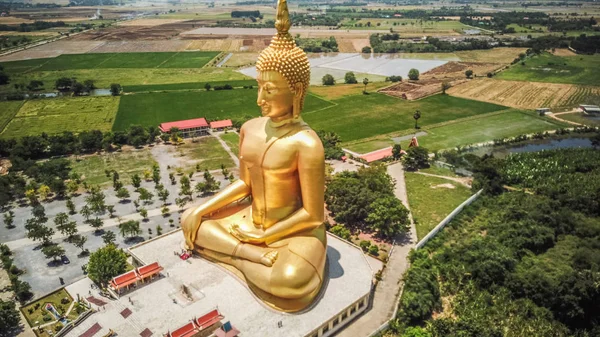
[268,115,302,128]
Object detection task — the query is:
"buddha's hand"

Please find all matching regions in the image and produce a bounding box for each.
[229,224,267,244]
[181,208,201,251]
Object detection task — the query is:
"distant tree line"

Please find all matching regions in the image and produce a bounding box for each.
[231,10,262,18]
[296,36,339,53]
[0,20,66,32]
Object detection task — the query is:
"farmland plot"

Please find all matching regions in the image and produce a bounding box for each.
[447,79,600,110]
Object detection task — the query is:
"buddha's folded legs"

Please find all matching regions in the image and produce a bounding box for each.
[195,220,278,267]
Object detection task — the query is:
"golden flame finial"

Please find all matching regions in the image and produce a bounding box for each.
[275,0,291,36]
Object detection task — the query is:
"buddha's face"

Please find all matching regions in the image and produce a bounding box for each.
[256,70,295,120]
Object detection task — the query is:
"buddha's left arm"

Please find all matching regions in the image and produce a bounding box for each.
[264,133,325,245]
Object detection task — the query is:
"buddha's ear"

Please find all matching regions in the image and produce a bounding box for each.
[293,82,305,118]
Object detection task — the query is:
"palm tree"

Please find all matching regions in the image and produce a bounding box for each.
[413,110,421,129]
[362,77,369,94]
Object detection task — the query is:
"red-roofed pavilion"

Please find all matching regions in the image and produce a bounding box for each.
[137,262,164,283]
[209,119,233,131]
[159,118,209,138]
[110,270,139,292]
[360,147,393,163]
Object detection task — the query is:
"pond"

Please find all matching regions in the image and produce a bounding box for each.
[468,137,594,159]
[238,53,455,85]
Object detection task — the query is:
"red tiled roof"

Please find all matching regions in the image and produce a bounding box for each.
[209,119,232,129]
[169,322,196,337]
[196,309,223,329]
[110,270,139,290]
[360,147,393,163]
[137,262,163,279]
[79,323,101,337]
[159,118,208,132]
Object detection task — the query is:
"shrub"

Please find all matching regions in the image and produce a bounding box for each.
[408,68,420,81]
[368,244,379,256]
[359,240,371,252]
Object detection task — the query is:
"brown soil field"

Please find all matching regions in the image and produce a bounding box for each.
[447,79,600,110]
[117,19,189,27]
[0,40,105,61]
[310,82,391,100]
[186,39,244,52]
[379,78,468,100]
[423,61,503,79]
[454,48,527,63]
[89,40,190,53]
[336,38,369,52]
[552,48,577,57]
[72,20,204,41]
[0,16,34,24]
[222,52,258,67]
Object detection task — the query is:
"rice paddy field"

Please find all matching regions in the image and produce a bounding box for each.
[496,53,600,86]
[0,96,119,138]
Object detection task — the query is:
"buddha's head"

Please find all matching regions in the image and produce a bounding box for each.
[256,0,310,120]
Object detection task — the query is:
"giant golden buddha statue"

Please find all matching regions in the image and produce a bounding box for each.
[181,0,326,313]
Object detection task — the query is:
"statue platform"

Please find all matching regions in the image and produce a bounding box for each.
[64,230,378,337]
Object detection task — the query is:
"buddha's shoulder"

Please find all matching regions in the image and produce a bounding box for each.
[293,125,323,151]
[240,117,267,131]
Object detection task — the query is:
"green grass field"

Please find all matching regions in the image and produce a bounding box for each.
[304,93,507,142]
[219,132,240,156]
[497,53,600,86]
[176,136,235,171]
[124,80,257,93]
[70,149,157,186]
[0,101,24,133]
[1,68,250,94]
[405,171,473,240]
[1,96,119,138]
[112,89,334,130]
[342,18,467,33]
[557,112,600,127]
[345,110,568,153]
[1,52,219,72]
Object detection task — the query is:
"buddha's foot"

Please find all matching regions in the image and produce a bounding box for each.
[261,250,279,267]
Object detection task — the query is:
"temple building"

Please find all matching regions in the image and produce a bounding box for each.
[159,118,210,138]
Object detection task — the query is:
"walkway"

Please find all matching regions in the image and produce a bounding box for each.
[548,111,583,126]
[337,163,417,337]
[415,171,472,188]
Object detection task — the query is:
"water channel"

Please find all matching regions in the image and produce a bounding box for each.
[468,136,594,159]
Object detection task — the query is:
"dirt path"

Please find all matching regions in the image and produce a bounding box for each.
[548,111,583,126]
[211,132,239,166]
[337,163,417,337]
[415,171,472,188]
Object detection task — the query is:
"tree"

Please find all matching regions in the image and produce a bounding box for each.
[465,69,474,78]
[3,211,15,229]
[204,83,211,91]
[119,220,141,239]
[66,199,76,215]
[139,208,148,220]
[362,77,369,94]
[322,74,335,86]
[37,185,50,201]
[42,244,65,263]
[152,165,160,185]
[175,197,188,210]
[110,83,121,96]
[55,77,73,91]
[195,170,220,195]
[86,244,128,286]
[344,72,358,84]
[0,299,21,334]
[158,188,170,205]
[156,225,163,236]
[116,187,130,202]
[89,218,103,232]
[366,196,410,238]
[131,174,141,189]
[102,230,117,246]
[71,234,87,253]
[25,189,38,205]
[361,46,372,53]
[329,225,351,240]
[137,187,154,204]
[413,110,421,129]
[66,180,79,195]
[80,205,92,222]
[392,144,402,160]
[106,205,116,218]
[32,204,48,224]
[441,81,451,94]
[408,68,420,80]
[55,213,78,239]
[403,147,429,171]
[72,81,85,96]
[26,80,44,91]
[0,70,9,85]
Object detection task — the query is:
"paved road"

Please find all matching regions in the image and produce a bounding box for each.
[337,163,417,337]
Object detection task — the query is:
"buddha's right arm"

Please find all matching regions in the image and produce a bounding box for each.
[183,179,251,249]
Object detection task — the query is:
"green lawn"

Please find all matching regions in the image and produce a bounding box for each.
[304,93,507,142]
[3,52,220,72]
[113,90,334,130]
[219,132,240,156]
[70,149,157,186]
[405,172,473,240]
[176,136,235,171]
[21,288,73,327]
[413,110,567,151]
[497,52,600,86]
[557,111,600,127]
[0,100,24,133]
[124,80,257,93]
[1,96,119,138]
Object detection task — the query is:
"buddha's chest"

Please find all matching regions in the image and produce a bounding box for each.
[240,131,298,174]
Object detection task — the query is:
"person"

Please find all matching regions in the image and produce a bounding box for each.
[181,0,326,313]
